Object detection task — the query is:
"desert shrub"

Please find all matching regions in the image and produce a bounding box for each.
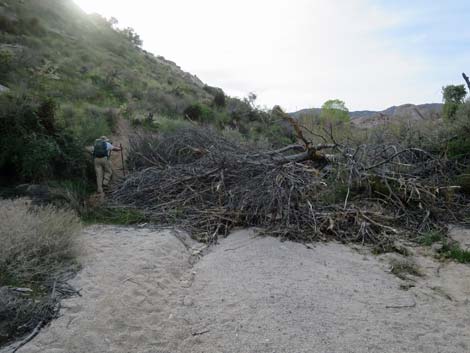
[454,173,470,194]
[154,116,193,133]
[61,104,113,144]
[442,85,466,121]
[221,127,245,143]
[184,103,215,123]
[213,90,226,108]
[104,108,119,133]
[0,198,81,285]
[0,15,17,33]
[389,258,421,280]
[203,84,220,96]
[19,135,59,179]
[263,123,296,146]
[144,88,183,116]
[42,179,95,215]
[436,240,470,264]
[445,101,470,158]
[0,198,81,345]
[0,94,89,182]
[73,79,99,100]
[418,229,445,246]
[0,48,13,80]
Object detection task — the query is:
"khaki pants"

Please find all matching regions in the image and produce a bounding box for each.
[94,157,113,193]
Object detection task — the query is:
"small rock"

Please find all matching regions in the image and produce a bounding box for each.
[0,83,9,94]
[183,296,194,306]
[13,287,33,293]
[431,243,443,253]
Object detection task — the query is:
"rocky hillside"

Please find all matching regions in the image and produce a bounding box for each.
[291,103,443,127]
[0,0,217,140]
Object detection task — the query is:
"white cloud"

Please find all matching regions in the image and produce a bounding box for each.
[74,0,444,111]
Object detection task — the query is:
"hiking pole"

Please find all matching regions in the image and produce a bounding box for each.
[120,143,126,177]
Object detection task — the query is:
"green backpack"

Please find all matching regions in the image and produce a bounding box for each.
[93,139,108,158]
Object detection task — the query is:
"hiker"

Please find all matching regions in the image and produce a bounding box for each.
[93,136,121,194]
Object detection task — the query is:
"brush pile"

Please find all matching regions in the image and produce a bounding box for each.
[110,124,469,249]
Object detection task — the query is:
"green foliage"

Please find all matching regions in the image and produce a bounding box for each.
[183,103,218,124]
[119,27,143,47]
[442,85,466,120]
[445,101,470,158]
[0,93,89,183]
[0,48,13,80]
[0,0,308,153]
[213,90,226,108]
[416,226,470,264]
[440,243,470,263]
[418,230,444,246]
[83,207,147,225]
[320,99,350,124]
[60,104,114,144]
[318,183,349,204]
[203,85,226,108]
[154,116,193,133]
[454,173,470,194]
[0,0,216,127]
[250,121,296,147]
[131,115,193,134]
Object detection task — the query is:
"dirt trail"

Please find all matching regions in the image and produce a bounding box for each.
[11,225,198,353]
[8,227,470,353]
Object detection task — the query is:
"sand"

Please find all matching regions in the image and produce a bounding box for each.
[6,226,470,353]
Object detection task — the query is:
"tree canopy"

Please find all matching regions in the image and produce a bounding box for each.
[320,99,350,123]
[443,85,467,120]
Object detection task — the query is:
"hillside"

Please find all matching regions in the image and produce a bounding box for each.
[291,103,443,127]
[0,0,217,141]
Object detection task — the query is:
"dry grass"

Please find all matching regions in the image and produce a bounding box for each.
[0,198,82,284]
[0,198,82,347]
[389,258,422,280]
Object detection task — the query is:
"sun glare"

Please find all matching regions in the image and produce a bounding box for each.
[73,0,110,15]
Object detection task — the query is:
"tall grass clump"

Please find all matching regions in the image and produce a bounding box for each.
[0,198,82,285]
[0,198,82,346]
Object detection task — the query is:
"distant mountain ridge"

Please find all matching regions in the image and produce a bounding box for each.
[291,103,443,127]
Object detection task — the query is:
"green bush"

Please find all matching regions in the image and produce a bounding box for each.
[184,103,216,124]
[440,242,470,263]
[446,101,470,158]
[0,48,13,80]
[212,89,226,108]
[442,85,466,120]
[0,94,89,183]
[418,230,444,246]
[61,103,113,144]
[154,116,193,133]
[0,15,17,34]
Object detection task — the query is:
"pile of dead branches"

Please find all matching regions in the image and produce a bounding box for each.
[110,125,469,249]
[0,273,79,350]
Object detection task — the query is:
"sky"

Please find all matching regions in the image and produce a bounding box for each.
[73,0,470,112]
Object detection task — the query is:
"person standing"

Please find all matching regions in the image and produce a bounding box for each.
[93,136,121,194]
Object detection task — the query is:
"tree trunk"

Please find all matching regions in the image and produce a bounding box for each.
[462,73,470,91]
